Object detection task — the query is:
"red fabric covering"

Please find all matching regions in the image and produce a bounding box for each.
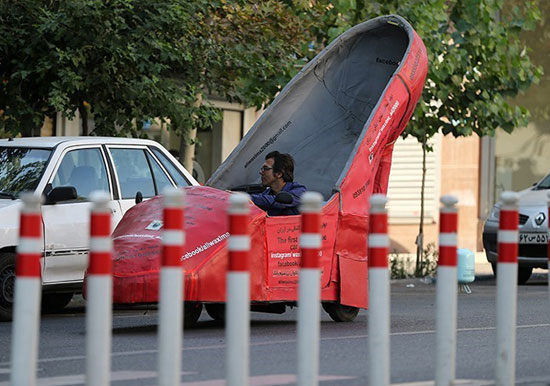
[108,25,428,308]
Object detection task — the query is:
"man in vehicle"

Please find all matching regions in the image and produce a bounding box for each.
[251,151,306,216]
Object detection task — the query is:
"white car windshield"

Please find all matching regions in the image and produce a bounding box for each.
[0,147,52,198]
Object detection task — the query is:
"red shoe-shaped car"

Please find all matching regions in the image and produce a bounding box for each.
[108,15,428,325]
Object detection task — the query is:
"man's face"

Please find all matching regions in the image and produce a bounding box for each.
[260,158,278,187]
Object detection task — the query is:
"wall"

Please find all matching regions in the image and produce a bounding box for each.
[439,135,481,251]
[388,134,481,252]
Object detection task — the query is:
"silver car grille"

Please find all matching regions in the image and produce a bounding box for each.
[519,214,529,225]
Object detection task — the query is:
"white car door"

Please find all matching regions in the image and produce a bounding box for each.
[107,146,175,214]
[41,146,121,285]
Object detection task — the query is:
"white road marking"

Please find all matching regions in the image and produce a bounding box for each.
[392,380,493,386]
[320,322,550,340]
[0,370,194,386]
[392,375,550,386]
[182,374,354,385]
[0,323,548,368]
[0,372,351,386]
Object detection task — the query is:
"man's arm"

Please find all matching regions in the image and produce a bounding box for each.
[250,183,307,212]
[268,183,307,211]
[250,190,276,210]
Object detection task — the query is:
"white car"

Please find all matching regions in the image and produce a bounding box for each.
[0,136,198,320]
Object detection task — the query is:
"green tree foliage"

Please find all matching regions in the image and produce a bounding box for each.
[0,0,319,137]
[309,0,543,141]
[1,0,542,143]
[510,1,550,131]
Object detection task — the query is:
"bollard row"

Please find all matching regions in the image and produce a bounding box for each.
[9,189,527,386]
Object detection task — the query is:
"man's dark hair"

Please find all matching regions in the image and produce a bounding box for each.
[266,151,294,182]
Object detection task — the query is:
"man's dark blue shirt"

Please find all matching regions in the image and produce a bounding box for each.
[250,182,307,216]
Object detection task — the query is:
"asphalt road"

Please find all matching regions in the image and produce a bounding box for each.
[0,272,549,385]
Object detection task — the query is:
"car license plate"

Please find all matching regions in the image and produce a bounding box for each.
[519,232,548,244]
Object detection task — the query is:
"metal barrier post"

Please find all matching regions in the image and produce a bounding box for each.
[368,194,390,386]
[10,193,43,386]
[495,191,519,386]
[297,192,323,386]
[435,195,459,386]
[226,192,251,386]
[158,188,185,386]
[547,191,550,314]
[86,191,113,386]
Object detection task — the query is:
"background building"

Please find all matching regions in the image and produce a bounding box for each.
[42,9,547,259]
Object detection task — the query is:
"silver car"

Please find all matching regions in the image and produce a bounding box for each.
[483,175,550,284]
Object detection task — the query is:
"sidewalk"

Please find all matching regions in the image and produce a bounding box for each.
[390,251,494,280]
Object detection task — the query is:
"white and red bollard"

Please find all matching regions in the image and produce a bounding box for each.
[367,194,390,386]
[158,188,185,386]
[10,193,43,386]
[495,191,519,386]
[86,191,113,386]
[226,192,251,386]
[435,195,459,386]
[297,191,323,386]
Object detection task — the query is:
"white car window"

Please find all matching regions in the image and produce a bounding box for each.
[52,148,110,199]
[150,148,190,187]
[110,148,155,199]
[146,152,173,194]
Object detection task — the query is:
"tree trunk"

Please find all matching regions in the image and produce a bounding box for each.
[180,94,203,176]
[415,131,427,276]
[79,102,89,136]
[180,127,197,175]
